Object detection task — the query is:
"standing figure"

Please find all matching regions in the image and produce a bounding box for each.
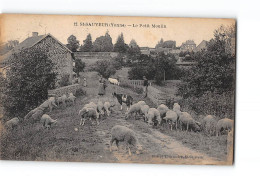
[98,75,106,96]
[83,77,87,87]
[143,76,149,98]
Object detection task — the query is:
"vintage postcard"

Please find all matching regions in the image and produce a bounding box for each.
[0,14,235,165]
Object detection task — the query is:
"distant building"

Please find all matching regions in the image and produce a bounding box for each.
[0,32,73,88]
[180,40,196,52]
[195,40,208,52]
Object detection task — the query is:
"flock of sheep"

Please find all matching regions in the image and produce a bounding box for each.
[123,100,234,137]
[77,97,234,155]
[4,93,77,130]
[4,88,234,157]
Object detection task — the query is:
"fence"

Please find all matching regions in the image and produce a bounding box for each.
[119,79,171,106]
[147,86,168,106]
[48,84,81,97]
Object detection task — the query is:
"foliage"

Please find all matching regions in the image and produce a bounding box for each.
[66,35,80,52]
[178,26,235,98]
[179,91,234,119]
[92,31,113,52]
[92,59,122,79]
[1,48,56,118]
[128,52,183,84]
[73,58,85,76]
[75,88,86,97]
[113,33,128,53]
[79,34,93,52]
[59,74,70,87]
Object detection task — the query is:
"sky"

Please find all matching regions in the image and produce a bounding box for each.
[0,14,235,48]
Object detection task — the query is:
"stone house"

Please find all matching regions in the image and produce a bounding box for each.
[0,32,73,88]
[180,40,196,52]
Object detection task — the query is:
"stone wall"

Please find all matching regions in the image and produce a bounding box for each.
[33,35,73,87]
[48,84,81,97]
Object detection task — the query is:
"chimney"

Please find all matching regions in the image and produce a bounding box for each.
[32,32,38,37]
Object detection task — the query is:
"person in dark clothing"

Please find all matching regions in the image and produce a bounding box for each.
[143,76,149,98]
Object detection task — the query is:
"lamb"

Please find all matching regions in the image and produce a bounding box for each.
[147,108,161,126]
[57,94,67,107]
[216,118,234,136]
[40,114,57,129]
[24,97,57,120]
[157,104,169,119]
[108,78,120,85]
[5,117,20,129]
[179,112,201,132]
[141,105,150,122]
[104,101,114,116]
[202,115,217,136]
[173,103,181,112]
[110,125,142,156]
[163,110,178,130]
[79,103,100,125]
[66,93,76,105]
[125,103,142,120]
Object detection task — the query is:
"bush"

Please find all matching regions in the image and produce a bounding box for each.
[178,91,234,119]
[75,88,86,97]
[60,74,70,87]
[1,48,56,118]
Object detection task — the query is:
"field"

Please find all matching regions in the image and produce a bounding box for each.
[0,71,231,165]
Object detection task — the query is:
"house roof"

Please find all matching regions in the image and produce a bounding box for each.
[195,40,208,51]
[0,33,72,67]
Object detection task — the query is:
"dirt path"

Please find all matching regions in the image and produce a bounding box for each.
[94,111,224,165]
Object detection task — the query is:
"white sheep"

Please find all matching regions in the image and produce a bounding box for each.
[5,117,20,129]
[137,101,146,106]
[179,112,201,132]
[57,94,67,107]
[66,93,76,105]
[40,114,57,129]
[147,108,161,126]
[84,102,98,110]
[24,97,57,120]
[163,110,178,130]
[108,78,120,85]
[173,103,181,112]
[125,103,143,120]
[202,115,217,136]
[157,104,169,118]
[110,125,142,156]
[104,101,113,116]
[216,118,234,136]
[79,103,100,125]
[141,105,150,122]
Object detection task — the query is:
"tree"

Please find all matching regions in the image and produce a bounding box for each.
[114,33,128,53]
[80,34,93,52]
[178,25,236,98]
[66,35,80,52]
[92,31,113,52]
[93,60,117,79]
[73,58,85,76]
[1,48,56,118]
[128,52,182,84]
[155,38,164,48]
[127,39,141,63]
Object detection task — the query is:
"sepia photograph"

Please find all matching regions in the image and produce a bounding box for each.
[0,14,235,165]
